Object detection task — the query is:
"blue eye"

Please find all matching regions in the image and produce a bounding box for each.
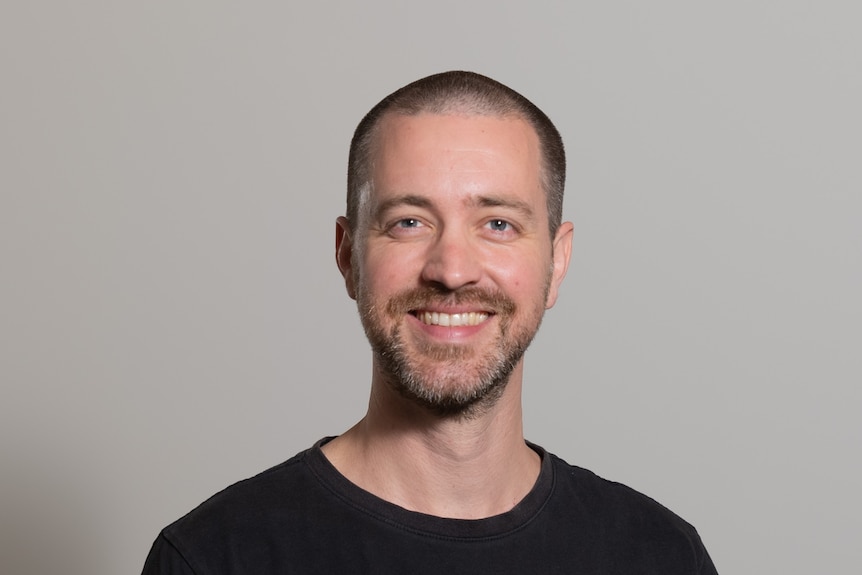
[387,218,427,237]
[488,219,510,232]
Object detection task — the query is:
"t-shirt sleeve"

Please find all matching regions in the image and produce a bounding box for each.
[141,532,196,575]
[697,534,720,574]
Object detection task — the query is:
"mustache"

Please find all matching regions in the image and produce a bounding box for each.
[384,286,516,316]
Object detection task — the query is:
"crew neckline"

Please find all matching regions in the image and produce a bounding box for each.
[303,437,556,540]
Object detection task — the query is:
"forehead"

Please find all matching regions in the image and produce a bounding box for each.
[369,112,543,196]
[374,112,539,161]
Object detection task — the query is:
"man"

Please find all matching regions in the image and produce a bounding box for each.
[143,71,718,574]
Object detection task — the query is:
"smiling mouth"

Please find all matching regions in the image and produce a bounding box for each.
[411,310,491,327]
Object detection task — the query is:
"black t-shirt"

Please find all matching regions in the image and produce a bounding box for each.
[142,439,717,574]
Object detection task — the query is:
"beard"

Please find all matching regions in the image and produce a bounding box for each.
[357,282,549,418]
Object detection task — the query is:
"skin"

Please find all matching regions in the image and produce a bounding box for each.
[325,112,573,519]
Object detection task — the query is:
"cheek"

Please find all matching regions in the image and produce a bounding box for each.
[361,249,420,296]
[493,251,552,294]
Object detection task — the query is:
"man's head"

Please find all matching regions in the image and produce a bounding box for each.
[346,71,566,239]
[337,72,572,418]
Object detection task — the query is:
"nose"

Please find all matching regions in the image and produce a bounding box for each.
[420,228,482,290]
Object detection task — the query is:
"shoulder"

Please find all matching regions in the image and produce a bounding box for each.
[546,452,717,573]
[153,447,317,572]
[169,449,310,532]
[549,452,693,525]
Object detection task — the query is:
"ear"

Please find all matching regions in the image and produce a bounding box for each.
[335,216,357,300]
[545,221,573,309]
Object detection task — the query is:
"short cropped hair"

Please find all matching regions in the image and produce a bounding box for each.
[346,71,566,237]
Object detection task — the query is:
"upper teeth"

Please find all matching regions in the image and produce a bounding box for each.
[418,311,489,327]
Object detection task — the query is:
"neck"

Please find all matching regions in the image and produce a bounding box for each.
[321,361,540,519]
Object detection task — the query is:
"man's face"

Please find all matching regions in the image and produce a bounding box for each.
[337,113,571,416]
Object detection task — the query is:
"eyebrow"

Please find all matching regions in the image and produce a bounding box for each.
[373,194,433,218]
[373,193,536,221]
[471,195,536,221]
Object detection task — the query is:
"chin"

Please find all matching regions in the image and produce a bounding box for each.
[383,353,521,419]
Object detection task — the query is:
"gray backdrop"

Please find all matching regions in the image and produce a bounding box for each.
[2,2,859,574]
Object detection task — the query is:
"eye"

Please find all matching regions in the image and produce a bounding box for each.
[487,219,512,232]
[482,218,520,241]
[396,218,423,229]
[385,217,429,238]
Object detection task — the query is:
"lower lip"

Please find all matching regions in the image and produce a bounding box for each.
[408,314,492,341]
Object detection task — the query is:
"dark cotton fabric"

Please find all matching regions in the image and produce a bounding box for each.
[142,439,717,574]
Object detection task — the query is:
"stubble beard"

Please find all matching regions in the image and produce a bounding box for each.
[357,282,550,419]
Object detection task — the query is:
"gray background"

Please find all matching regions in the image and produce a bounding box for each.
[2,2,859,574]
